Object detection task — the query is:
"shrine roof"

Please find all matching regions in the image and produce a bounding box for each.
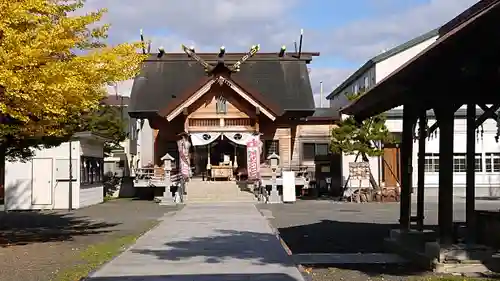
[128,52,319,119]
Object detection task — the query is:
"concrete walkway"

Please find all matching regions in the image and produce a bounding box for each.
[87,203,305,281]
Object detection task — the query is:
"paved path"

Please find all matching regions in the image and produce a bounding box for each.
[87,203,304,281]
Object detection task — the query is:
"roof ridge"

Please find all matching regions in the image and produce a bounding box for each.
[326,28,439,100]
[439,0,500,35]
[371,28,439,63]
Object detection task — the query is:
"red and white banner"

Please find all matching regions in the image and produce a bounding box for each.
[246,135,262,181]
[177,138,190,179]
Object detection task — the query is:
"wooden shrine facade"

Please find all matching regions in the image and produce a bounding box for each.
[129,46,341,187]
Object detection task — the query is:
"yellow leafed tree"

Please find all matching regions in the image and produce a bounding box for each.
[0,0,147,160]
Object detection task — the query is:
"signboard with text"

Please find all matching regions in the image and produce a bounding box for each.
[246,136,262,180]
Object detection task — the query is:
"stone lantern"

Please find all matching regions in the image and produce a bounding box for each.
[267,153,281,204]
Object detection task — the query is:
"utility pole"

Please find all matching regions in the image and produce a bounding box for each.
[68,140,73,211]
[320,81,323,108]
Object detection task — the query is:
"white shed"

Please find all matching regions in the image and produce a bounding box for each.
[4,132,110,210]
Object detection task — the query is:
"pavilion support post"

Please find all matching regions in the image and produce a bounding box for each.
[466,103,476,243]
[400,104,416,230]
[416,110,427,231]
[435,105,456,245]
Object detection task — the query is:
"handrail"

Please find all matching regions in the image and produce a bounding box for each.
[134,168,182,182]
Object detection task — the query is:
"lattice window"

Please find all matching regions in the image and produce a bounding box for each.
[263,140,279,158]
[423,153,439,172]
[302,143,329,161]
[453,153,482,172]
[188,119,219,127]
[225,118,252,126]
[485,153,500,172]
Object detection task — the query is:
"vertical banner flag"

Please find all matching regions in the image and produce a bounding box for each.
[177,137,191,178]
[246,135,262,180]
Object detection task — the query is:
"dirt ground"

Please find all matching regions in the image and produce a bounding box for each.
[0,199,181,281]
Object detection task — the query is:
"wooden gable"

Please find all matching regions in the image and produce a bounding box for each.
[166,76,276,122]
[185,82,260,132]
[188,83,256,119]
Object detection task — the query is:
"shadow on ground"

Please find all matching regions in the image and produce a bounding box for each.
[278,219,406,253]
[132,229,294,266]
[0,211,118,247]
[279,220,500,277]
[87,273,299,281]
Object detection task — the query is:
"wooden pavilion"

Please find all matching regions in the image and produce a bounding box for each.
[341,0,500,269]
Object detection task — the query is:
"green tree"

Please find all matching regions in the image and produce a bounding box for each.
[330,90,394,188]
[73,102,129,152]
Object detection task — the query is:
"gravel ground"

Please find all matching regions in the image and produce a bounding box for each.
[0,199,181,281]
[309,266,498,281]
[308,264,432,281]
[258,200,500,280]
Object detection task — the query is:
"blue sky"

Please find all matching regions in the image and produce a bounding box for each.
[89,0,479,104]
[295,0,429,68]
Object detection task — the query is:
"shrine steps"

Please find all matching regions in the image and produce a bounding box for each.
[185,179,256,203]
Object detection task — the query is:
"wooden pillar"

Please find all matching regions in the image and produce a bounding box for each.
[400,104,416,230]
[435,106,455,245]
[153,129,159,165]
[417,111,427,231]
[466,103,476,243]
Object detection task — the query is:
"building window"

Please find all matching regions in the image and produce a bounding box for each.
[453,153,482,172]
[475,154,483,172]
[80,157,104,185]
[302,143,329,161]
[216,96,227,114]
[263,140,279,158]
[453,154,466,172]
[485,153,500,172]
[423,153,439,172]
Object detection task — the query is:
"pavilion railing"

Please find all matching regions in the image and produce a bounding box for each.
[134,167,182,186]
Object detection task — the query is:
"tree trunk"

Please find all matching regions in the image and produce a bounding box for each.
[0,145,5,201]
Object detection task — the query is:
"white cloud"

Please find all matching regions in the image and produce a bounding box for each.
[319,0,479,61]
[309,68,354,107]
[84,0,300,52]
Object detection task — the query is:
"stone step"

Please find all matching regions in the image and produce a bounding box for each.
[181,181,256,204]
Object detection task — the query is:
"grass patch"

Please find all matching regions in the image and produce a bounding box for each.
[53,220,159,281]
[103,196,116,202]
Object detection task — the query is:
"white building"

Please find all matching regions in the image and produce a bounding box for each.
[327,29,500,199]
[4,132,108,210]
